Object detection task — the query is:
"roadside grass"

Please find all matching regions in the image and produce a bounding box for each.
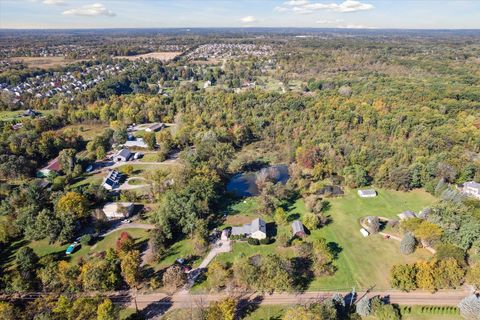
[28,228,148,263]
[155,238,197,270]
[214,188,436,291]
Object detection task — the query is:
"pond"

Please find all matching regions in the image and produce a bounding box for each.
[226,165,290,197]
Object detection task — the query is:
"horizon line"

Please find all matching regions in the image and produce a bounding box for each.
[1,27,480,31]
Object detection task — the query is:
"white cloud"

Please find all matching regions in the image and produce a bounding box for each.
[42,0,66,5]
[338,24,376,28]
[240,16,258,23]
[62,3,115,17]
[274,6,289,12]
[316,18,344,24]
[280,0,374,14]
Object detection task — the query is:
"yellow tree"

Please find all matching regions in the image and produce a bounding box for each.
[56,192,89,218]
[120,250,141,288]
[415,260,436,292]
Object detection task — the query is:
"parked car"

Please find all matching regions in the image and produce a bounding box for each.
[176,258,186,265]
[121,219,132,224]
[65,242,79,255]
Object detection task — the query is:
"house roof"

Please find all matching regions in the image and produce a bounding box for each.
[102,202,133,218]
[147,123,165,131]
[465,181,480,190]
[231,218,267,236]
[43,157,61,172]
[292,220,305,234]
[358,189,376,196]
[116,148,132,159]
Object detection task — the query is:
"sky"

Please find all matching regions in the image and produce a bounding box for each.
[1,0,479,29]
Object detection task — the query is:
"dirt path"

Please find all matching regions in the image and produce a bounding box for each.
[118,289,470,313]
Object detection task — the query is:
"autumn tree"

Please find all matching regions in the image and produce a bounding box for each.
[56,191,89,218]
[205,297,236,320]
[206,261,230,291]
[120,250,142,288]
[162,265,187,293]
[97,299,118,320]
[390,264,417,291]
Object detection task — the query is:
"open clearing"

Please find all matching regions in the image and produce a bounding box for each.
[8,56,84,68]
[214,188,436,292]
[115,51,182,61]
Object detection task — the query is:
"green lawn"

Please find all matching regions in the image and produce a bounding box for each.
[215,188,437,291]
[237,304,461,320]
[28,228,150,264]
[306,188,436,291]
[139,153,159,162]
[0,109,56,122]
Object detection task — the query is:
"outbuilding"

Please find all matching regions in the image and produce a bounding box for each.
[102,202,134,220]
[291,220,306,238]
[114,148,132,162]
[357,189,377,198]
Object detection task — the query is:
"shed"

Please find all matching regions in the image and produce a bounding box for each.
[358,189,377,198]
[360,228,370,237]
[291,220,306,238]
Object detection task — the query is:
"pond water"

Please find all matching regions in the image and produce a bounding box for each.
[226,165,290,197]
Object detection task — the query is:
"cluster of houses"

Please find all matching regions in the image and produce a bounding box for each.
[1,63,125,101]
[185,43,274,60]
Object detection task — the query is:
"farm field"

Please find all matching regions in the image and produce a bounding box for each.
[115,51,182,61]
[60,123,110,141]
[8,56,84,68]
[214,188,437,292]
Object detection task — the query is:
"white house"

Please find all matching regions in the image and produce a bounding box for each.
[463,181,480,199]
[231,218,267,240]
[102,202,134,220]
[358,189,377,198]
[360,228,370,237]
[102,170,123,190]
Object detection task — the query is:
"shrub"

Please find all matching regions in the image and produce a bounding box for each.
[400,232,416,255]
[80,234,92,246]
[260,237,272,245]
[247,238,260,246]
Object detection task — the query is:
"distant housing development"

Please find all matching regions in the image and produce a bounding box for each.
[231,218,267,240]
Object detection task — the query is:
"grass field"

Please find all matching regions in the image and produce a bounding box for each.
[0,109,56,122]
[238,304,461,320]
[8,56,83,68]
[214,188,437,292]
[60,123,109,141]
